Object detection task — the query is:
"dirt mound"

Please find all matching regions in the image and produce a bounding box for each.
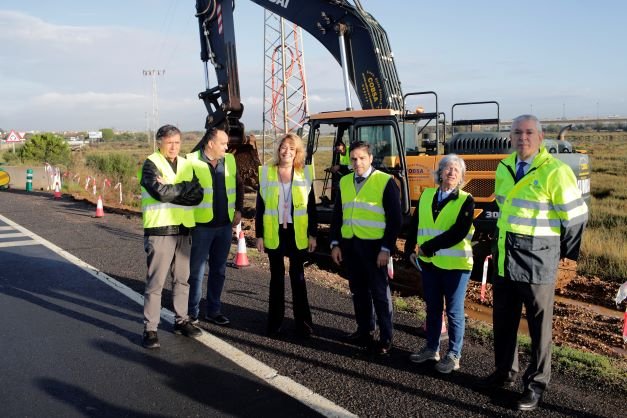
[230,134,261,192]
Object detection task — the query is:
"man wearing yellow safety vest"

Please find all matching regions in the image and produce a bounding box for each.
[329,141,352,176]
[186,128,244,327]
[330,141,402,356]
[139,125,204,349]
[479,115,588,411]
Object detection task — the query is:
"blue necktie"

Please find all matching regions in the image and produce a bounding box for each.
[516,162,527,182]
[355,176,365,184]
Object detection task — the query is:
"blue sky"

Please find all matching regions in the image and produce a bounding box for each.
[0,0,625,132]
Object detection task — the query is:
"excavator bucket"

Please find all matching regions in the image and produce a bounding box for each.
[192,119,261,192]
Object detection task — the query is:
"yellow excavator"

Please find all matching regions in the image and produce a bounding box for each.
[192,0,591,278]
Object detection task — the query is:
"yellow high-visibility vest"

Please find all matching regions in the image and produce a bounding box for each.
[340,170,390,240]
[186,151,237,223]
[258,165,313,250]
[494,147,588,277]
[339,144,351,166]
[417,188,474,270]
[139,152,196,229]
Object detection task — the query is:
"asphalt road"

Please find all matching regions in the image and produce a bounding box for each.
[0,189,623,417]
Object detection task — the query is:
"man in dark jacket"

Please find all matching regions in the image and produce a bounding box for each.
[479,115,588,411]
[330,141,401,355]
[139,124,203,349]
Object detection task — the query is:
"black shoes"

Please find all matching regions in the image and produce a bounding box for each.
[174,320,202,337]
[344,330,374,348]
[372,340,392,356]
[517,389,543,411]
[142,330,160,349]
[205,314,230,326]
[476,371,516,390]
[295,323,314,338]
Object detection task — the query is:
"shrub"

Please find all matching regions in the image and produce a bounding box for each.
[18,133,71,166]
[85,153,137,181]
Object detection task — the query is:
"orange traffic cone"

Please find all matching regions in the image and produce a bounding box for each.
[95,195,104,218]
[440,312,448,336]
[234,230,250,267]
[53,182,61,199]
[421,312,448,340]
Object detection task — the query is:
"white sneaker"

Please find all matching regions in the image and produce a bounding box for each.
[409,347,440,364]
[435,353,460,373]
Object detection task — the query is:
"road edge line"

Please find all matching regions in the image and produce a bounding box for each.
[0,214,357,418]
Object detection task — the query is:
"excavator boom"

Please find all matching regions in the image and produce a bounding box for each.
[194,0,404,134]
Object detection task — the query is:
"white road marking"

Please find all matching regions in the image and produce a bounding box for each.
[0,213,356,418]
[0,240,39,248]
[0,226,14,231]
[0,232,27,239]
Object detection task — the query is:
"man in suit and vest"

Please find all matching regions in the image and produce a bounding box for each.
[139,124,203,349]
[186,128,244,326]
[330,141,401,355]
[479,115,588,411]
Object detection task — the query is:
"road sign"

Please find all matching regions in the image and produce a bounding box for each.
[5,130,23,143]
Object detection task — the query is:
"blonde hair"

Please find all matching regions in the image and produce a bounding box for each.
[272,133,306,170]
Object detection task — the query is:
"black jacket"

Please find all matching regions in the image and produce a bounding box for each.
[140,157,203,236]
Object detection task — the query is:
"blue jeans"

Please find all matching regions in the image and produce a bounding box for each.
[421,264,470,358]
[188,224,232,318]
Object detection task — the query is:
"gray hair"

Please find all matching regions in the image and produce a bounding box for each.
[512,114,543,135]
[434,154,467,188]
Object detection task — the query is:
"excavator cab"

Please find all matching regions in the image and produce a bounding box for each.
[305,109,410,224]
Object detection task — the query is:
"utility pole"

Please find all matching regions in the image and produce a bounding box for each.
[142,69,165,151]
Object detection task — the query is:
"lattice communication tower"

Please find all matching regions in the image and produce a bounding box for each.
[261,11,309,163]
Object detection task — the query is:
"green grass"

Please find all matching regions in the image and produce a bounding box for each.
[464,319,627,392]
[569,134,627,282]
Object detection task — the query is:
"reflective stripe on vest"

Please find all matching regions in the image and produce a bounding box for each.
[140,152,196,229]
[186,151,237,223]
[417,188,474,270]
[494,147,588,276]
[340,170,390,240]
[258,165,312,250]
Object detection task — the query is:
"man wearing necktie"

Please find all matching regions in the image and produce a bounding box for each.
[330,141,401,355]
[479,115,588,411]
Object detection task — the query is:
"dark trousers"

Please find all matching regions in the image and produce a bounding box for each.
[493,277,555,393]
[343,238,393,343]
[265,223,312,333]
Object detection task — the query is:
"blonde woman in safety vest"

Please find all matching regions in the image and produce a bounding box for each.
[329,141,402,356]
[256,133,318,338]
[479,115,587,412]
[139,124,203,349]
[185,128,243,327]
[404,154,475,374]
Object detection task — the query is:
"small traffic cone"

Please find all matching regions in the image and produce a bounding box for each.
[95,195,104,218]
[234,230,250,267]
[53,182,61,199]
[421,312,448,340]
[440,312,448,336]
